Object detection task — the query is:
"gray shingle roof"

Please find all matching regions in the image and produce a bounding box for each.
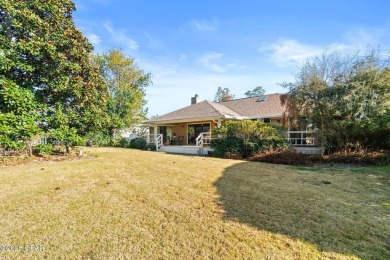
[146,93,285,123]
[221,93,285,117]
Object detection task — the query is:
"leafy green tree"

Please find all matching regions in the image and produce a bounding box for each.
[94,49,151,136]
[282,48,390,152]
[245,86,265,97]
[1,0,108,153]
[0,80,40,155]
[214,87,235,102]
[212,120,288,158]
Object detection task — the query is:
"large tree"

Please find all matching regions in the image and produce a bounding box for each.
[94,49,151,136]
[214,87,235,102]
[0,0,108,152]
[245,86,265,97]
[282,48,390,152]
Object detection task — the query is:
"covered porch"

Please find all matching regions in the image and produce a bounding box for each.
[143,129,320,155]
[143,131,214,155]
[147,120,219,146]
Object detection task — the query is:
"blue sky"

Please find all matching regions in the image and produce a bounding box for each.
[73,0,390,117]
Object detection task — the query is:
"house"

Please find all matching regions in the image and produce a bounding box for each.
[145,94,287,146]
[118,125,149,141]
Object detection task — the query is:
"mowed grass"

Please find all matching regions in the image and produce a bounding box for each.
[0,148,389,259]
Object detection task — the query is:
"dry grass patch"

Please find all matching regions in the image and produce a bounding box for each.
[0,147,388,259]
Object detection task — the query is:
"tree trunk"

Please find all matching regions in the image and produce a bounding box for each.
[25,139,32,157]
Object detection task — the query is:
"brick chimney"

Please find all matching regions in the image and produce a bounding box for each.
[191,94,202,105]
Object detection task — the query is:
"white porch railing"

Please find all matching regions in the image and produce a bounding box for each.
[287,131,317,146]
[143,134,163,151]
[196,132,214,155]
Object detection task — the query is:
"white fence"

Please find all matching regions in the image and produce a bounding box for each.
[142,134,163,151]
[196,132,214,155]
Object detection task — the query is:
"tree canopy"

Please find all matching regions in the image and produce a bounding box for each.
[245,86,265,97]
[214,87,235,102]
[94,49,151,136]
[282,48,390,152]
[0,1,150,153]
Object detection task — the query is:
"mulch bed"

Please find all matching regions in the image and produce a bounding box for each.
[0,154,93,167]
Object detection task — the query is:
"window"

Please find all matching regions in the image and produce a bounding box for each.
[188,123,210,144]
[263,118,270,123]
[257,96,268,102]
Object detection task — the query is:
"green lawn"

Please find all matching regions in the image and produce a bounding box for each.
[0,147,389,259]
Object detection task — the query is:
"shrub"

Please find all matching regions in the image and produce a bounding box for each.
[210,137,243,159]
[119,137,130,148]
[250,149,319,165]
[249,148,390,166]
[323,151,390,166]
[211,120,289,158]
[33,143,53,156]
[129,138,147,150]
[146,143,156,151]
[72,135,87,146]
[129,138,136,148]
[87,132,117,147]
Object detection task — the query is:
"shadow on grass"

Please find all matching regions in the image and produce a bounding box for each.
[214,162,390,259]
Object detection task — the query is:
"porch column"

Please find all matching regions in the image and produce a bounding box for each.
[154,124,158,136]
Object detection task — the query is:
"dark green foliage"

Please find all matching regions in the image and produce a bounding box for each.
[210,137,244,158]
[0,79,40,150]
[146,143,156,151]
[134,138,147,150]
[119,137,129,148]
[33,143,53,156]
[0,0,110,154]
[129,138,146,150]
[49,127,86,153]
[87,132,112,147]
[129,138,137,148]
[211,120,288,158]
[1,2,153,155]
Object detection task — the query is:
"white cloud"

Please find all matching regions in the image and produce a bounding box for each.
[189,18,218,32]
[260,39,353,67]
[104,22,139,50]
[86,33,101,45]
[198,53,226,72]
[197,53,244,73]
[343,27,390,48]
[260,39,322,67]
[179,54,188,61]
